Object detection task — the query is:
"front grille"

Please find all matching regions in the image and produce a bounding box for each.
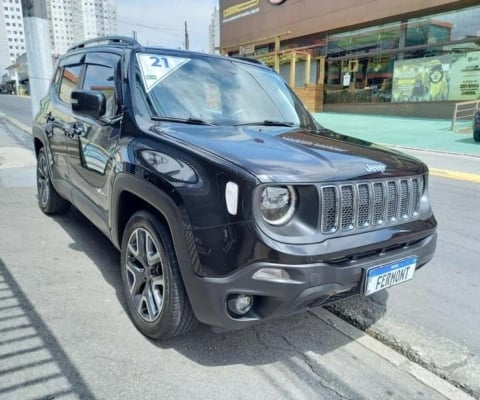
[340,186,354,230]
[321,186,338,233]
[320,176,424,235]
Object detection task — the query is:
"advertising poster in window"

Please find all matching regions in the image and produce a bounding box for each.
[392,55,452,102]
[447,51,480,100]
[392,52,480,102]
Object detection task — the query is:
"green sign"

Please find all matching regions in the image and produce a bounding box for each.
[392,51,480,102]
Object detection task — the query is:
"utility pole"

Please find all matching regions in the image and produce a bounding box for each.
[21,0,53,119]
[132,30,137,40]
[184,21,189,50]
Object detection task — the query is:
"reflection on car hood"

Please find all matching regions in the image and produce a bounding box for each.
[150,124,427,183]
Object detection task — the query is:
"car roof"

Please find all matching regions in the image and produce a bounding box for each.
[64,36,270,70]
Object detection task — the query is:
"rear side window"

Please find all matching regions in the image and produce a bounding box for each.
[82,64,116,116]
[59,65,82,104]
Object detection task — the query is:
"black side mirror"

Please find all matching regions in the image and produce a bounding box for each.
[71,90,106,119]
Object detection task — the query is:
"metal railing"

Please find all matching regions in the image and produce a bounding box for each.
[451,100,480,132]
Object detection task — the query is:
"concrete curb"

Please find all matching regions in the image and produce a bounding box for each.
[384,144,480,159]
[311,308,475,400]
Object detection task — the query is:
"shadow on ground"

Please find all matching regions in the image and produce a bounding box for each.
[0,257,95,400]
[454,137,478,145]
[51,207,388,371]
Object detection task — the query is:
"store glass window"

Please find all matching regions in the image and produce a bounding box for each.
[324,4,480,104]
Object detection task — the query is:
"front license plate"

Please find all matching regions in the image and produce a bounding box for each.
[364,256,417,296]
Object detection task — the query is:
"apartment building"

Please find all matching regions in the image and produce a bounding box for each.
[47,0,117,56]
[208,6,220,54]
[0,0,117,72]
[0,0,25,71]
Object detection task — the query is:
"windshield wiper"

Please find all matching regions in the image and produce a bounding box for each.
[151,116,215,126]
[234,120,295,127]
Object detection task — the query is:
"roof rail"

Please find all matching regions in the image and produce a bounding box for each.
[68,36,141,52]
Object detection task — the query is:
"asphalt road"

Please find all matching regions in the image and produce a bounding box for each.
[0,95,33,127]
[382,156,480,353]
[0,120,458,400]
[0,99,478,398]
[326,149,480,396]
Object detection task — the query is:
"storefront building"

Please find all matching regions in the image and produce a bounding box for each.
[219,0,480,118]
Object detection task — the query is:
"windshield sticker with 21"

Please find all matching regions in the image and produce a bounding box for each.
[136,54,190,92]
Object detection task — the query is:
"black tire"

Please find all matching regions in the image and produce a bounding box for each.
[120,210,197,340]
[36,147,70,214]
[474,129,480,143]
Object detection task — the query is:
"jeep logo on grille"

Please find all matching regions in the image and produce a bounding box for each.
[365,163,386,173]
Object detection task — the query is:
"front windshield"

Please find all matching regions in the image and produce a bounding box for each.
[134,52,316,128]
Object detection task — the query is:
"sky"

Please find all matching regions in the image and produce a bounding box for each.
[116,0,219,52]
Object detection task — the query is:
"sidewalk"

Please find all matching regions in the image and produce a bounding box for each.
[313,112,480,157]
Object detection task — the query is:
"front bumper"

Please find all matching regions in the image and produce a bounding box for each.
[185,232,437,331]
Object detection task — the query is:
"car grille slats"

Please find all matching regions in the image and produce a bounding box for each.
[386,181,398,222]
[399,179,410,219]
[320,176,423,235]
[321,186,338,233]
[357,184,370,228]
[372,182,385,225]
[340,185,355,231]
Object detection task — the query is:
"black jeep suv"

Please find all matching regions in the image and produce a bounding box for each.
[33,36,437,339]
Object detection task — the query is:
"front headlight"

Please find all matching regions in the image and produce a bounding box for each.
[259,185,297,226]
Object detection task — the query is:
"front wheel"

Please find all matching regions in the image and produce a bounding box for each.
[36,147,70,214]
[120,210,197,340]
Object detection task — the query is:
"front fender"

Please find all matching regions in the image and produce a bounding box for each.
[110,172,202,277]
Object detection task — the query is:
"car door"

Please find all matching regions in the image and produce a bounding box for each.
[66,52,122,235]
[45,60,83,196]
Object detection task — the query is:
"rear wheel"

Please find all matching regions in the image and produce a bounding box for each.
[120,210,197,340]
[474,128,480,142]
[36,147,70,214]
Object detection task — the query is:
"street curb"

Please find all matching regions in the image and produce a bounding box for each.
[0,113,32,136]
[311,308,475,400]
[384,144,480,159]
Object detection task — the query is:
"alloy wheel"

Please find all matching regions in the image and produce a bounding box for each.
[37,152,50,208]
[125,227,165,322]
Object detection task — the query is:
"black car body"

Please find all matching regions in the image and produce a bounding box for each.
[474,109,480,142]
[33,37,437,339]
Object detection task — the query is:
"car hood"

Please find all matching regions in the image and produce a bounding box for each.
[150,123,427,183]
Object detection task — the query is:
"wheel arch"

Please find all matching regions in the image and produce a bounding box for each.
[34,137,44,156]
[111,173,202,278]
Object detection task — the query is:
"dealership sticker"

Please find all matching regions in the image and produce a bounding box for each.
[136,54,190,92]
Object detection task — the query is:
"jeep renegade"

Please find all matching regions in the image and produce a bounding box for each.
[33,36,437,339]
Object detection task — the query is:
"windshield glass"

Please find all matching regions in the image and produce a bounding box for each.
[134,52,316,128]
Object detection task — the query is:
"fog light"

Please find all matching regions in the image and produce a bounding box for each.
[227,294,253,316]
